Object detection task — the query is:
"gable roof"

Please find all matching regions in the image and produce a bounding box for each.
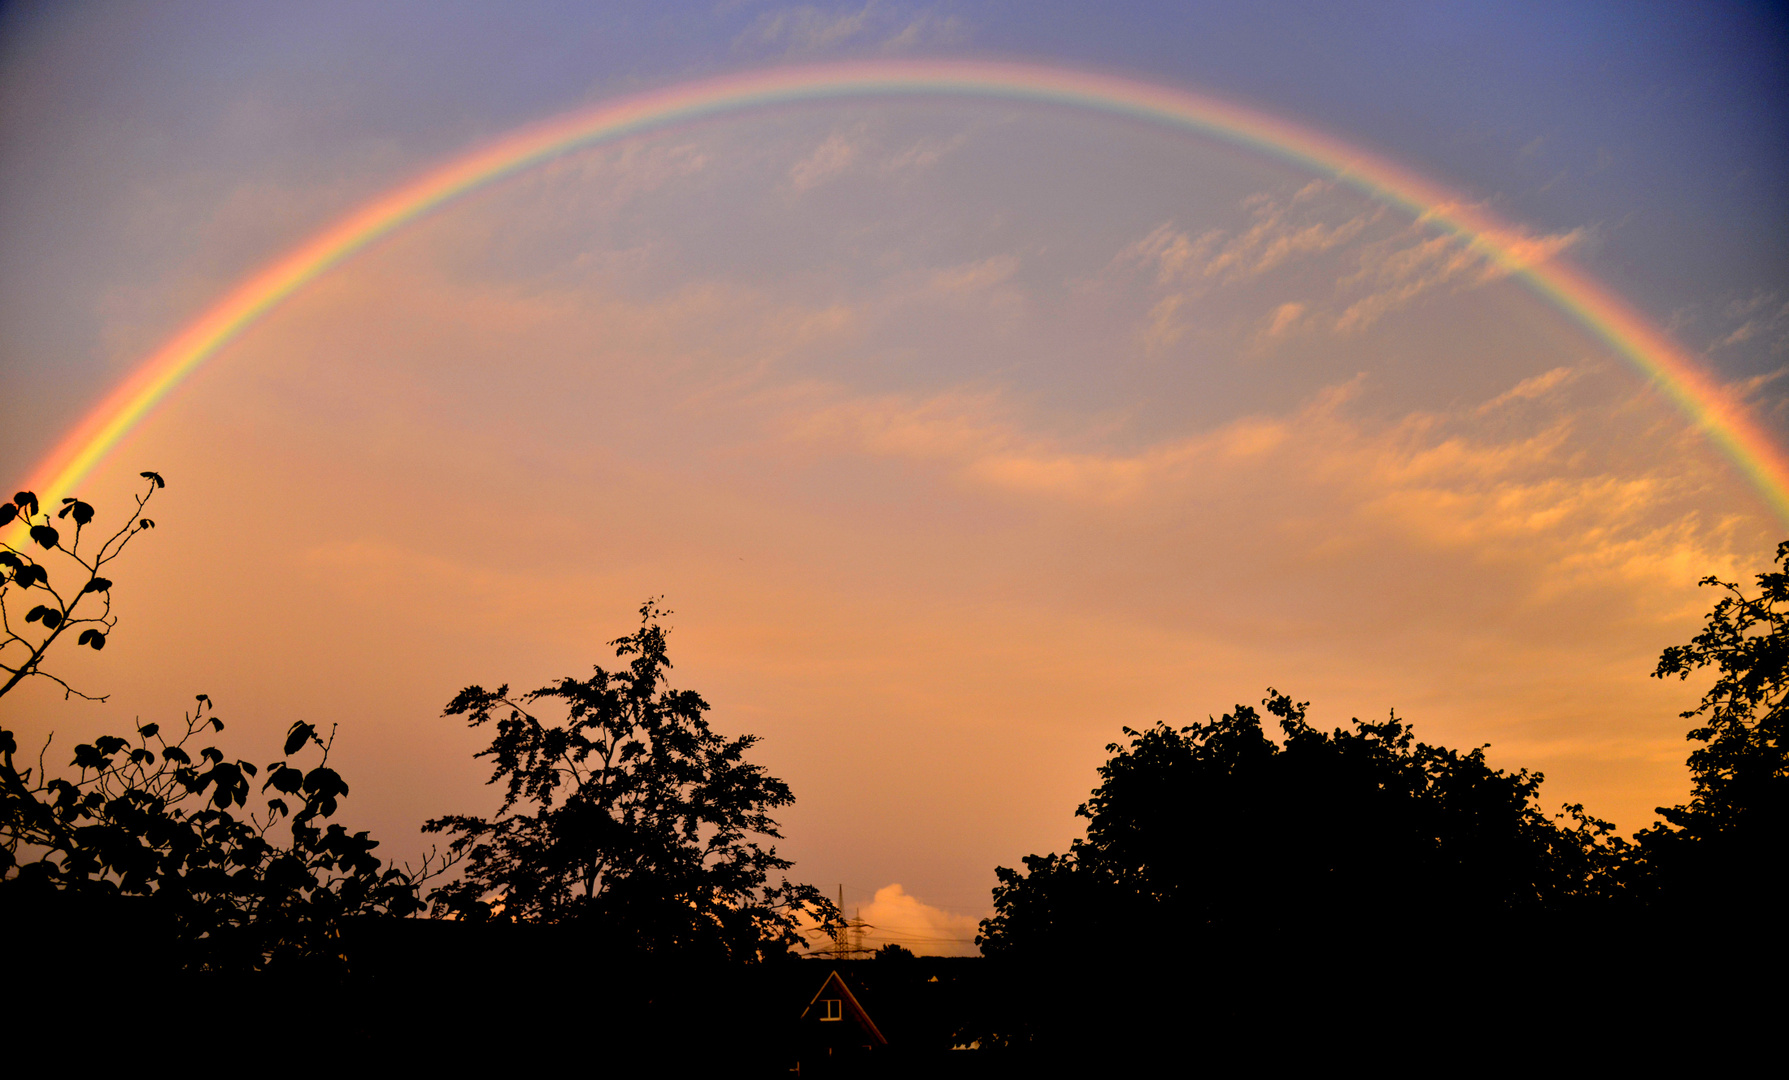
[800,969,889,1047]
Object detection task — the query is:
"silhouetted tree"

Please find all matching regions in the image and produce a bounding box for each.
[978,690,1621,964]
[968,691,1633,1060]
[1632,541,1789,910]
[425,600,825,961]
[1,476,427,973]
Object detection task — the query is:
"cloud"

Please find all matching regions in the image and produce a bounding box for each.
[1138,293,1188,353]
[734,4,967,56]
[772,364,1740,602]
[789,131,863,191]
[1712,294,1789,356]
[928,254,1018,295]
[1262,301,1307,339]
[879,9,968,51]
[1117,222,1220,286]
[1112,191,1379,348]
[883,132,968,173]
[858,884,983,955]
[788,127,966,192]
[736,4,875,54]
[1335,219,1583,332]
[1123,190,1375,289]
[1113,190,1587,346]
[781,383,1289,503]
[1477,366,1578,414]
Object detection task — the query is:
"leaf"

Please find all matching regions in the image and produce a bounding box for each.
[264,765,304,794]
[25,605,46,624]
[284,722,316,756]
[140,471,165,488]
[15,564,45,588]
[137,519,154,530]
[13,491,37,515]
[137,722,159,739]
[82,577,112,594]
[39,609,62,629]
[29,524,58,550]
[0,504,13,527]
[88,632,106,650]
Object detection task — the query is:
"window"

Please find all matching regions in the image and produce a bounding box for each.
[820,998,842,1021]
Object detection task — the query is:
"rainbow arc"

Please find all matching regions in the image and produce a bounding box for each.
[13,60,1786,527]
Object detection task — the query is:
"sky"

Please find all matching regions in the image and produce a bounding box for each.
[1,1,1785,954]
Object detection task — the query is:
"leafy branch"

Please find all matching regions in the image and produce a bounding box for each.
[0,472,164,702]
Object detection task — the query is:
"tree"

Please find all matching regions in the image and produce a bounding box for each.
[978,691,1620,961]
[969,692,1628,1058]
[424,600,825,961]
[1634,540,1789,908]
[1,476,426,973]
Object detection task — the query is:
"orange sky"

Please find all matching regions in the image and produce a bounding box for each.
[4,5,1785,953]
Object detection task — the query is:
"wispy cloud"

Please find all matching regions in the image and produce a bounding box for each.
[1113,188,1586,345]
[734,3,967,56]
[1121,184,1375,288]
[1712,293,1789,356]
[1261,300,1307,340]
[1477,366,1578,414]
[773,363,1733,602]
[1335,217,1583,332]
[788,131,863,191]
[736,4,876,54]
[787,127,966,192]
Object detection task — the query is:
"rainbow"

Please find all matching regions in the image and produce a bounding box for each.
[15,59,1789,527]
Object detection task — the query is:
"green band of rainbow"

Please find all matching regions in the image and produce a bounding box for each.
[15,59,1788,529]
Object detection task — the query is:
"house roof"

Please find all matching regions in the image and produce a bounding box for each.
[799,969,888,1047]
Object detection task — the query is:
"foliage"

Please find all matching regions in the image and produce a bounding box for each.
[1634,540,1789,905]
[977,691,1625,959]
[2,702,424,969]
[0,472,163,701]
[0,476,426,972]
[425,600,825,961]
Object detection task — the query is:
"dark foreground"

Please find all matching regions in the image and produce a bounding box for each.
[11,897,1779,1075]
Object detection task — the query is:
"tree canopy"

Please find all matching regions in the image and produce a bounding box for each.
[977,691,1621,962]
[425,600,824,960]
[1632,540,1789,909]
[1,477,425,974]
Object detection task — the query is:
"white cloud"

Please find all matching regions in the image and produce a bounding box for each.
[858,884,982,956]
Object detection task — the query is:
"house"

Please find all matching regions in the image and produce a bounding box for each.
[794,968,888,1071]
